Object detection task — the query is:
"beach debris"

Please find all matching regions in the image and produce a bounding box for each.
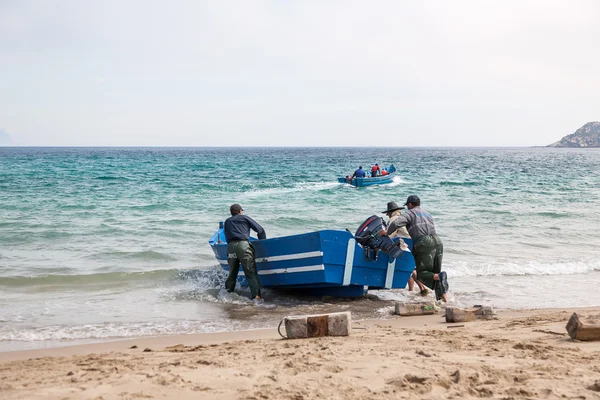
[474,305,496,320]
[450,370,460,383]
[445,306,495,323]
[416,350,432,357]
[404,374,428,384]
[566,313,600,341]
[165,344,206,352]
[66,371,74,376]
[143,348,152,352]
[588,380,600,392]
[279,311,351,339]
[447,324,465,329]
[129,345,138,349]
[533,329,566,336]
[394,302,438,316]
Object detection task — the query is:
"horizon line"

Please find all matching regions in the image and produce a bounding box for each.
[0,145,555,149]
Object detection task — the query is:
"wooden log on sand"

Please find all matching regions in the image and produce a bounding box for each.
[566,313,600,341]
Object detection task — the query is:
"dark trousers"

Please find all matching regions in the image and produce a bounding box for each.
[225,240,261,298]
[412,234,444,291]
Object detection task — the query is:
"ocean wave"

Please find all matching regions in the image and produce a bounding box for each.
[439,181,481,186]
[58,204,97,210]
[95,176,131,181]
[0,221,23,228]
[535,211,570,218]
[0,266,226,289]
[126,204,171,211]
[0,320,248,342]
[86,250,177,262]
[472,208,512,215]
[0,269,173,288]
[446,259,600,278]
[162,219,188,225]
[244,181,340,198]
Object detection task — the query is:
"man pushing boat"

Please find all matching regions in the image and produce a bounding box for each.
[379,195,449,302]
[224,204,266,300]
[382,201,429,296]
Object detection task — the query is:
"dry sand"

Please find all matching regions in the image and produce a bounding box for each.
[2,308,600,400]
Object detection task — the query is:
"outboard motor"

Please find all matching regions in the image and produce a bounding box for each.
[354,215,404,260]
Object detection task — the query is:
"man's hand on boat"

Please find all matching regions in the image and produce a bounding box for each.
[378,229,387,237]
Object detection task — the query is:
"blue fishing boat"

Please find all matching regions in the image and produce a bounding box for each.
[338,164,397,187]
[208,216,416,297]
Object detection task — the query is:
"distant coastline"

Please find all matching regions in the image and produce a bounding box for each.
[547,121,600,148]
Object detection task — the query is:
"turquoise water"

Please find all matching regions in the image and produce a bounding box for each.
[1,147,600,351]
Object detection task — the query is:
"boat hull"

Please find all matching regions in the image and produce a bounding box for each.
[209,228,415,297]
[337,174,395,187]
[338,164,397,187]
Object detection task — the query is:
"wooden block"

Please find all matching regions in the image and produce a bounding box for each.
[395,302,437,316]
[307,315,329,337]
[566,313,600,341]
[283,312,352,339]
[445,307,477,323]
[284,316,308,339]
[328,312,351,336]
[445,306,496,323]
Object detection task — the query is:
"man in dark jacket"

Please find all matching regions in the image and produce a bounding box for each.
[379,195,449,301]
[352,166,366,178]
[224,204,266,300]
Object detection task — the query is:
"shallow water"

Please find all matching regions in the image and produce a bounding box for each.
[1,147,599,351]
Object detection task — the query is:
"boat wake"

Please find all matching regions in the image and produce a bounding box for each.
[243,181,341,198]
[387,175,408,187]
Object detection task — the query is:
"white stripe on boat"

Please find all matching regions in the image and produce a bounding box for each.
[385,258,396,289]
[259,264,325,275]
[229,264,325,276]
[255,251,323,263]
[218,251,323,266]
[343,238,355,286]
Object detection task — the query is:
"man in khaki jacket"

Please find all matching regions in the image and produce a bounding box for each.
[381,195,448,302]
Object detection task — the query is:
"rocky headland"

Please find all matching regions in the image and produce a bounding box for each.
[548,122,600,147]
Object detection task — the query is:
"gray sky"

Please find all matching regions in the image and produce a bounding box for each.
[1,1,599,146]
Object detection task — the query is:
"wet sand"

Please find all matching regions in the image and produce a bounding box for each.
[1,308,600,399]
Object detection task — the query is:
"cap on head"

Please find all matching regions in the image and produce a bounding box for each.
[404,195,420,206]
[230,203,243,215]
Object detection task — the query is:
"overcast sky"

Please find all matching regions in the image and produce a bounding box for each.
[1,1,599,146]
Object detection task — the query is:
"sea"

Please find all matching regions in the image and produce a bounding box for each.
[1,147,599,352]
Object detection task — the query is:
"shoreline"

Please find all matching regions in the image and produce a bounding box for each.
[2,306,600,362]
[2,307,600,399]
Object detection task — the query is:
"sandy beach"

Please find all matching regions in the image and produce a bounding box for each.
[2,308,600,400]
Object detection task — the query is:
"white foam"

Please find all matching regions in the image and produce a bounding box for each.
[243,181,340,198]
[0,319,259,342]
[446,258,600,278]
[387,176,408,187]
